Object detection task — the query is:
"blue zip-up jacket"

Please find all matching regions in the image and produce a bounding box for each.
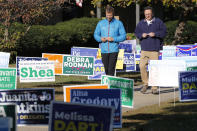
[135,18,167,51]
[94,18,126,53]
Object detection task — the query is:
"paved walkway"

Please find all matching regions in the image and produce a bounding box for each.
[17,86,179,131]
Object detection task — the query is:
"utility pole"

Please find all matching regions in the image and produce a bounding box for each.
[97,1,101,18]
[136,3,140,45]
[136,3,140,26]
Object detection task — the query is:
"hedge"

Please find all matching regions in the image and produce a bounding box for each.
[18,17,100,57]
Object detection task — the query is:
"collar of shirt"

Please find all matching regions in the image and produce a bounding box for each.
[144,17,155,25]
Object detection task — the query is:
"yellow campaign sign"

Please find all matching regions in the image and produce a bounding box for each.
[42,53,64,75]
[63,84,108,102]
[96,49,102,59]
[116,49,124,69]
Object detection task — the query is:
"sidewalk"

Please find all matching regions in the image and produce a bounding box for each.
[123,85,179,112]
[17,85,179,131]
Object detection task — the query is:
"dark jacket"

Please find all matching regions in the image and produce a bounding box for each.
[135,18,167,51]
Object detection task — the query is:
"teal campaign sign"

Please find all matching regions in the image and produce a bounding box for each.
[0,103,16,131]
[187,66,197,71]
[101,75,134,108]
[0,68,16,90]
[63,55,94,76]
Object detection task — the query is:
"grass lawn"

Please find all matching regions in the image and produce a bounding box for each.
[13,63,197,130]
[120,99,197,131]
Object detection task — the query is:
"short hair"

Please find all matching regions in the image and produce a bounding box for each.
[106,5,114,14]
[144,6,153,12]
[144,6,154,16]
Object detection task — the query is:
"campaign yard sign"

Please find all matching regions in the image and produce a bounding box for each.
[176,45,197,57]
[148,60,186,87]
[101,76,134,108]
[0,68,17,90]
[16,56,48,76]
[88,59,105,80]
[119,42,132,53]
[63,55,94,76]
[0,88,54,125]
[70,89,122,128]
[49,101,114,131]
[19,61,55,83]
[0,103,16,131]
[0,117,12,131]
[162,46,176,59]
[119,39,137,53]
[71,47,104,79]
[0,52,10,68]
[71,47,99,59]
[42,53,65,75]
[117,53,136,72]
[63,84,109,102]
[179,71,197,102]
[187,66,197,71]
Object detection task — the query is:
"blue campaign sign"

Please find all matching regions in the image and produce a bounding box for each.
[0,118,9,131]
[119,43,132,53]
[49,101,114,131]
[71,47,103,79]
[70,89,122,128]
[16,57,48,76]
[179,71,197,101]
[71,47,99,58]
[162,46,176,59]
[117,53,135,72]
[191,45,197,56]
[176,45,193,57]
[0,88,54,125]
[88,59,105,80]
[135,54,140,72]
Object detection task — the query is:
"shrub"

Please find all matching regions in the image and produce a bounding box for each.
[19,17,100,57]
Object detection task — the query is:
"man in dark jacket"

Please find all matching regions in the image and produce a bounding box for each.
[135,6,167,94]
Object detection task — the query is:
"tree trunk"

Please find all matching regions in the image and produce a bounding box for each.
[171,2,194,45]
[4,28,8,42]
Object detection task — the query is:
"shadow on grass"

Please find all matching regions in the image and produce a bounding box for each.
[117,72,142,84]
[122,103,197,131]
[35,81,92,87]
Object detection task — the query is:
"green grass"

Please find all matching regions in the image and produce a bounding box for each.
[13,63,197,130]
[119,99,197,131]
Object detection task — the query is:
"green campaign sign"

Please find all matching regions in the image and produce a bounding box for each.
[63,55,94,76]
[187,66,197,71]
[0,68,16,90]
[0,103,16,131]
[101,75,134,108]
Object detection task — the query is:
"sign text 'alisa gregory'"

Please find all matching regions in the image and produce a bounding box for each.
[19,61,55,83]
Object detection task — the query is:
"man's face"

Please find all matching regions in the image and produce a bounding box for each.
[144,9,153,21]
[106,12,113,22]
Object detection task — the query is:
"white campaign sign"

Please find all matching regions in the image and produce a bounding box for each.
[19,61,55,82]
[0,52,10,68]
[149,60,186,87]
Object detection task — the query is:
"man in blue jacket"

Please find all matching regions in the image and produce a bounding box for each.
[135,6,167,94]
[94,5,126,76]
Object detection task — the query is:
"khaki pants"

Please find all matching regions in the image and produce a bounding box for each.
[140,51,159,90]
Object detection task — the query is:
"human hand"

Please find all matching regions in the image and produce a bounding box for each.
[142,33,148,38]
[101,37,107,42]
[148,32,155,37]
[106,37,114,42]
